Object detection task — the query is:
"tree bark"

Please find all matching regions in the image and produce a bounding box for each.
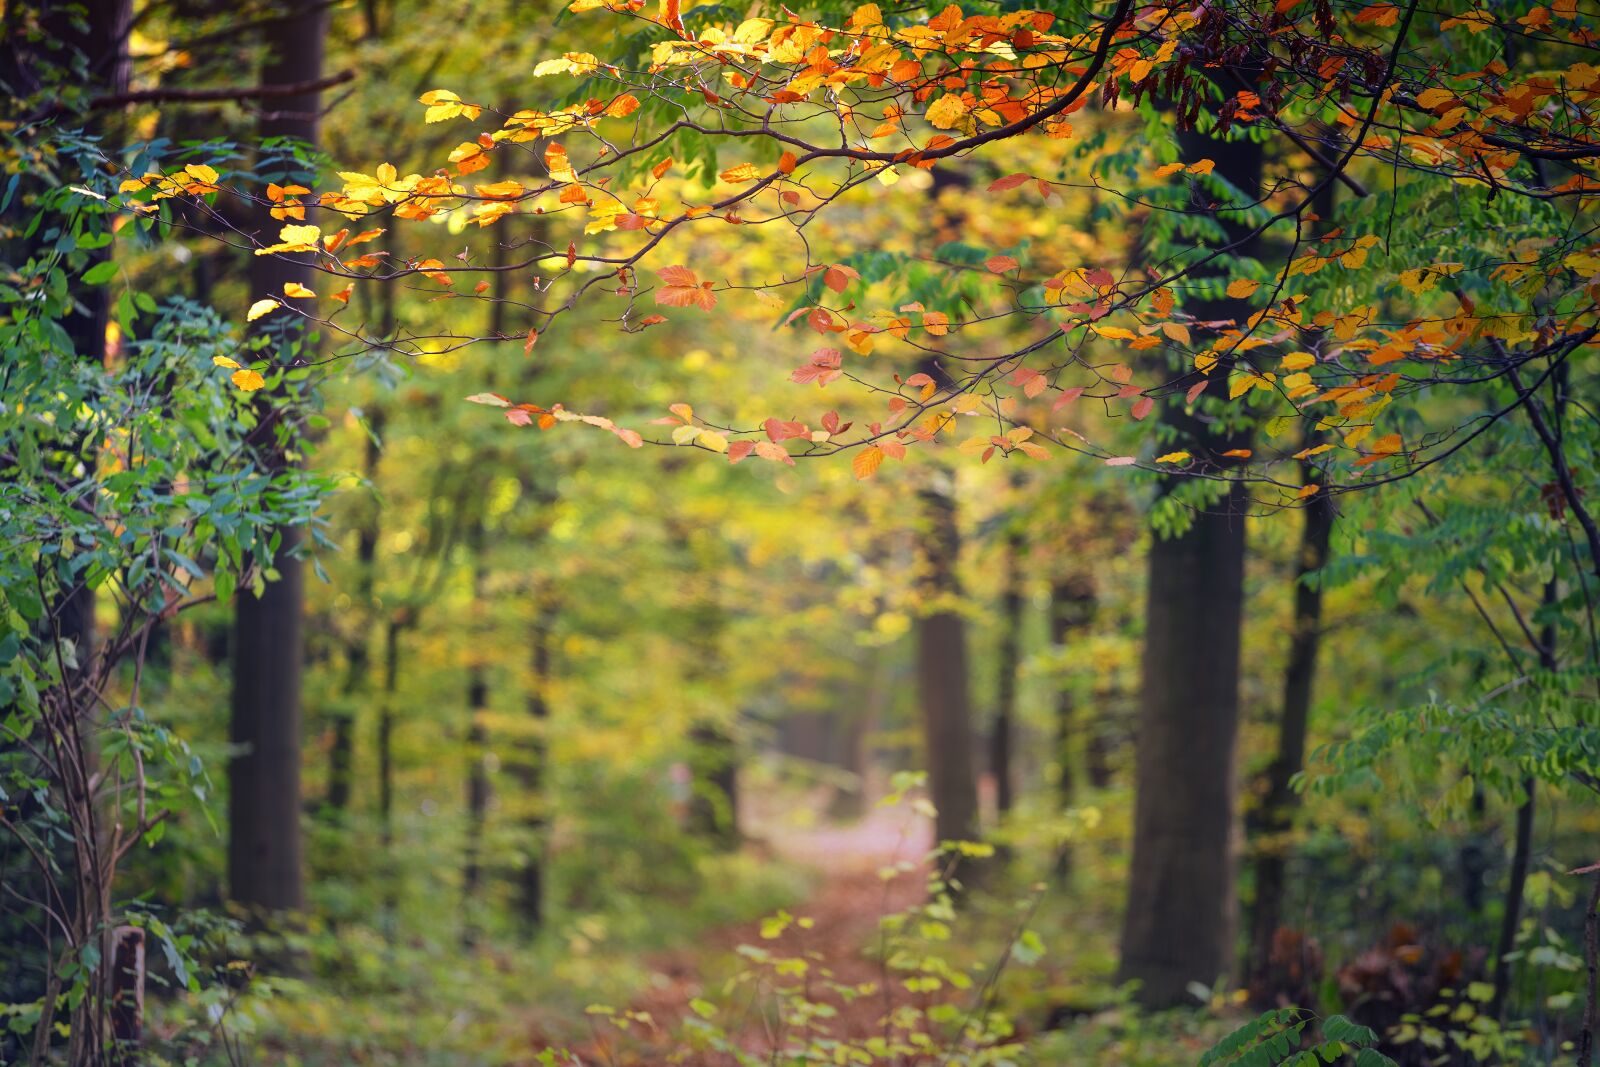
[227,0,327,921]
[990,526,1023,820]
[518,601,553,931]
[327,416,381,816]
[461,524,491,947]
[1247,455,1334,1001]
[1050,576,1097,807]
[916,472,980,849]
[1117,117,1261,1008]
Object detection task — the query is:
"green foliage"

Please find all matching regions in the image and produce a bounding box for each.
[1199,1009,1395,1067]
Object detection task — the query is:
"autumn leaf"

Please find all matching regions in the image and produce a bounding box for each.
[822,264,859,293]
[465,393,512,407]
[282,282,315,299]
[719,163,762,184]
[246,298,280,322]
[420,88,481,123]
[925,94,970,130]
[985,254,1019,274]
[231,369,265,392]
[254,223,321,256]
[655,265,717,310]
[988,173,1030,192]
[1226,278,1260,299]
[853,446,885,480]
[1154,451,1190,464]
[213,355,241,369]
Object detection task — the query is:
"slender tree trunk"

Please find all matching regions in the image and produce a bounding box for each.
[1579,868,1599,1067]
[228,0,328,920]
[1050,576,1097,807]
[1247,456,1334,1001]
[377,618,400,939]
[1118,117,1261,1007]
[1050,576,1096,877]
[916,471,980,849]
[328,416,382,815]
[1489,579,1556,1020]
[518,602,553,931]
[462,524,491,947]
[990,527,1023,820]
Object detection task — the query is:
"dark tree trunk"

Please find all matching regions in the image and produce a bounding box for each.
[518,603,553,931]
[377,619,401,938]
[1050,576,1097,807]
[1117,118,1261,1008]
[227,0,327,921]
[462,525,491,947]
[688,724,740,848]
[1489,579,1556,1020]
[916,474,980,849]
[990,527,1023,820]
[1247,456,1334,1002]
[328,417,382,816]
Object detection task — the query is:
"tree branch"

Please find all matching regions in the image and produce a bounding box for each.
[85,69,355,111]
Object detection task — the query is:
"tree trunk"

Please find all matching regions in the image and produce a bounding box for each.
[462,524,491,947]
[916,472,980,849]
[1489,578,1556,1020]
[518,601,553,931]
[227,0,328,920]
[377,618,401,939]
[327,415,382,816]
[1050,576,1097,807]
[990,527,1023,820]
[1247,456,1334,1002]
[1117,118,1261,1008]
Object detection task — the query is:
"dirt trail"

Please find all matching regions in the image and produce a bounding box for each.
[561,801,935,1064]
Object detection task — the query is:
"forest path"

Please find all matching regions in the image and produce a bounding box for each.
[558,797,935,1064]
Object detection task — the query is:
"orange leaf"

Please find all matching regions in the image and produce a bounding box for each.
[853,446,885,480]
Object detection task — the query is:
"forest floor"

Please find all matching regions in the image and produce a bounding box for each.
[552,795,936,1064]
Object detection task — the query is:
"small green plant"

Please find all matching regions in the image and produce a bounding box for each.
[1199,1009,1398,1067]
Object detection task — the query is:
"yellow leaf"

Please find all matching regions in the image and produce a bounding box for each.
[1293,443,1334,459]
[719,162,761,183]
[698,430,729,453]
[925,94,970,130]
[853,446,886,479]
[212,355,241,369]
[1281,351,1316,371]
[246,298,280,322]
[1154,451,1191,464]
[1226,278,1260,299]
[1296,484,1321,499]
[1415,87,1455,110]
[1092,325,1137,341]
[231,369,266,392]
[282,282,315,299]
[1187,159,1215,175]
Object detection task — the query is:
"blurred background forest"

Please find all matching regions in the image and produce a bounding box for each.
[2,0,1599,1065]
